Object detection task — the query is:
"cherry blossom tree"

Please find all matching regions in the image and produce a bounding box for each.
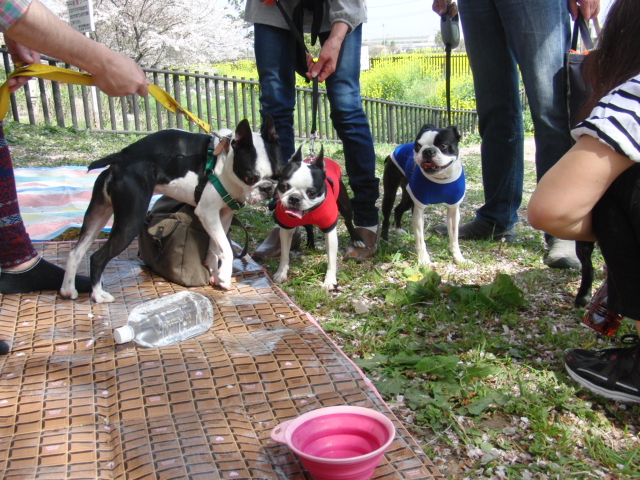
[48,0,250,67]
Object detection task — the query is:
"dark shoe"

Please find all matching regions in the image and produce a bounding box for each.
[565,335,640,403]
[545,237,580,269]
[344,227,378,261]
[0,257,92,295]
[433,220,516,242]
[252,227,302,261]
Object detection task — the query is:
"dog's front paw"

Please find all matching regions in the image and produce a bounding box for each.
[415,242,433,265]
[59,287,79,300]
[212,275,232,290]
[273,267,289,284]
[91,289,114,304]
[321,276,337,291]
[454,254,474,265]
[394,227,408,236]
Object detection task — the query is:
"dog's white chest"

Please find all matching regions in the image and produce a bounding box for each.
[155,172,199,205]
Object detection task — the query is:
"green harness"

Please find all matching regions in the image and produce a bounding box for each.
[194,137,244,213]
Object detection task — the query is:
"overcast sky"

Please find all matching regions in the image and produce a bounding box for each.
[362,0,614,41]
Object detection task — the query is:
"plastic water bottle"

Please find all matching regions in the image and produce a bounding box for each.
[114,291,214,347]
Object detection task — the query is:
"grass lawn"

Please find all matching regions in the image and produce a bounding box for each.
[7,122,640,480]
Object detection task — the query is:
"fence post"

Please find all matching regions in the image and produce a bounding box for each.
[388,104,395,144]
[165,71,174,129]
[2,50,20,122]
[49,60,65,127]
[250,82,257,131]
[154,72,163,130]
[232,77,239,125]
[195,71,203,128]
[214,79,222,131]
[120,97,128,131]
[205,74,213,129]
[241,77,248,122]
[37,78,51,125]
[185,73,193,132]
[173,70,183,130]
[80,86,90,129]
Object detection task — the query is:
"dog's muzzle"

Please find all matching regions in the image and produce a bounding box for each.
[422,158,454,173]
[282,195,305,219]
[258,180,277,199]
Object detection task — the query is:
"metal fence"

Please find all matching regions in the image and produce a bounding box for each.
[1,47,478,145]
[370,53,471,78]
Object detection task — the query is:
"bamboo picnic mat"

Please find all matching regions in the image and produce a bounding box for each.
[0,241,445,480]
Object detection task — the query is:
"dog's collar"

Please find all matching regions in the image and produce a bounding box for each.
[193,137,244,213]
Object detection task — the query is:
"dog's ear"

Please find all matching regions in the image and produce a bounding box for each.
[232,119,253,149]
[290,146,304,165]
[311,146,325,171]
[447,125,461,142]
[278,148,304,190]
[260,113,279,144]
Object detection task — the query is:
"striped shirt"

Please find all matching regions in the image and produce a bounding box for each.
[572,74,640,162]
[0,0,31,32]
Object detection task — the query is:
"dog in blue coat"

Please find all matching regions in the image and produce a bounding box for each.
[381,124,467,264]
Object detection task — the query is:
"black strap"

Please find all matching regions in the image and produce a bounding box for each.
[194,177,207,204]
[571,11,594,52]
[445,44,452,125]
[274,0,309,51]
[229,216,249,258]
[311,76,318,135]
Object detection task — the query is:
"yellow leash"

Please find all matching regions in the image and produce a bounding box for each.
[0,63,211,133]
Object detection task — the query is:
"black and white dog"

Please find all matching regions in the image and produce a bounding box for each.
[60,116,281,303]
[381,124,466,264]
[272,147,364,289]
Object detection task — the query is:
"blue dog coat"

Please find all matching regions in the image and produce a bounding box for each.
[390,143,465,207]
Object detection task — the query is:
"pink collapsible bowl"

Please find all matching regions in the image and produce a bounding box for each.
[270,406,395,480]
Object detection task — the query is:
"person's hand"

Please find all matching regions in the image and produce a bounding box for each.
[306,22,348,83]
[306,41,340,83]
[569,0,600,20]
[4,38,41,93]
[432,0,458,17]
[90,48,149,97]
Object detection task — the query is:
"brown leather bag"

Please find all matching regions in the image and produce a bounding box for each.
[138,196,211,286]
[138,196,250,286]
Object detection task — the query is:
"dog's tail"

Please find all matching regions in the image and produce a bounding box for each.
[88,153,121,171]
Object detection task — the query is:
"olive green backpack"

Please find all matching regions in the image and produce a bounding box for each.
[138,196,248,286]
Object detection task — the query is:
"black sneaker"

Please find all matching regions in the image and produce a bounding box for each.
[433,219,516,242]
[565,335,640,403]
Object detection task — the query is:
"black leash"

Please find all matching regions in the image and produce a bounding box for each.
[441,4,460,125]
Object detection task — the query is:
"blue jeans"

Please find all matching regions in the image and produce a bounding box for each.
[458,0,572,231]
[254,23,379,227]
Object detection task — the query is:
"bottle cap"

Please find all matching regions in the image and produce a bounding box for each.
[114,325,135,344]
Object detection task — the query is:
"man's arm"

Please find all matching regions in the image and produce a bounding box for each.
[3,0,147,96]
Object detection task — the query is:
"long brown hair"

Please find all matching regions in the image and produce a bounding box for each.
[580,0,640,120]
